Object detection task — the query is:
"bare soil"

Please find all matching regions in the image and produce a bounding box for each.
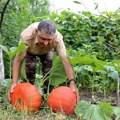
[80,89,118,106]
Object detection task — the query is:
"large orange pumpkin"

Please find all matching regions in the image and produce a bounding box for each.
[47,86,77,115]
[10,82,42,112]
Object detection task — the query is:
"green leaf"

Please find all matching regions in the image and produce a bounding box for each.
[49,55,67,87]
[0,42,27,59]
[104,65,119,80]
[112,60,120,72]
[68,56,79,65]
[14,42,27,54]
[112,106,120,116]
[75,100,112,120]
[94,3,98,10]
[73,1,81,4]
[75,65,93,74]
[93,60,106,72]
[20,59,27,81]
[10,47,17,52]
[100,102,113,118]
[0,45,9,53]
[75,100,91,118]
[97,36,105,46]
[79,55,95,66]
[0,79,12,87]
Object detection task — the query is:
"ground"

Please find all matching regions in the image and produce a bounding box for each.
[80,89,118,106]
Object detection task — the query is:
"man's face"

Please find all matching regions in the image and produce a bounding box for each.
[37,30,55,48]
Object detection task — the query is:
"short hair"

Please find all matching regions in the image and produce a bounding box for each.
[38,19,56,34]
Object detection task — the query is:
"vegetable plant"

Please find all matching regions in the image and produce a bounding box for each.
[75,100,120,120]
[0,42,27,80]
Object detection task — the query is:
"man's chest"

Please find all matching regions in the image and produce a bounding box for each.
[28,42,54,55]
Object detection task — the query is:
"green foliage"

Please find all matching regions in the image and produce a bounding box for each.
[75,100,117,120]
[29,0,50,17]
[1,1,120,116]
[0,42,27,79]
[73,1,81,4]
[67,49,119,99]
[49,55,67,87]
[20,58,27,81]
[35,55,67,90]
[1,0,50,77]
[0,42,27,59]
[113,106,120,119]
[21,54,67,90]
[2,0,50,46]
[50,9,120,61]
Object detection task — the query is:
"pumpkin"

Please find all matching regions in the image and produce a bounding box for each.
[10,82,42,112]
[47,86,77,115]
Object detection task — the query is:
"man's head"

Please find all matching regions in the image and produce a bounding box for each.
[37,20,56,47]
[38,19,56,34]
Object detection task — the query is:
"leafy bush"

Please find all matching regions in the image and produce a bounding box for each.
[50,9,120,60]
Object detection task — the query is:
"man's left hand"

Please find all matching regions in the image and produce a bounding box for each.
[69,81,80,103]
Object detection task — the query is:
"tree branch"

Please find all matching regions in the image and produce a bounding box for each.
[79,0,114,21]
[0,0,11,31]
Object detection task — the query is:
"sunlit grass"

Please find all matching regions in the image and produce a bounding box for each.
[0,102,79,120]
[0,83,79,120]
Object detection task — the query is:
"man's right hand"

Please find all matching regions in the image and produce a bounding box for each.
[8,83,17,103]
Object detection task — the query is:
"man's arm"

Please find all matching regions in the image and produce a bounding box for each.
[61,56,76,87]
[12,50,26,83]
[61,56,74,80]
[8,51,26,102]
[12,55,22,84]
[55,31,79,102]
[8,55,21,102]
[61,55,79,102]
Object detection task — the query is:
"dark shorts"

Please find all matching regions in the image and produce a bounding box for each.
[25,49,54,93]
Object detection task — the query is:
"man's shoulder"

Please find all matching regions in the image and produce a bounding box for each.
[20,22,39,40]
[22,22,39,33]
[55,30,63,40]
[29,22,39,29]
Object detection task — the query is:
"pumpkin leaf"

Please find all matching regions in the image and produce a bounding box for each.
[75,65,93,73]
[112,106,120,116]
[9,47,17,52]
[14,42,27,55]
[104,65,119,80]
[78,55,95,66]
[75,100,91,118]
[49,55,67,87]
[75,100,112,120]
[20,59,27,81]
[0,42,27,59]
[112,60,120,72]
[0,79,12,87]
[99,102,113,118]
[0,45,9,53]
[93,60,106,72]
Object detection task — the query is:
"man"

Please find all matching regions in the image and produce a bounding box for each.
[8,19,79,102]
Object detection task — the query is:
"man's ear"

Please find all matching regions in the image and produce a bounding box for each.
[33,28,38,35]
[35,29,38,33]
